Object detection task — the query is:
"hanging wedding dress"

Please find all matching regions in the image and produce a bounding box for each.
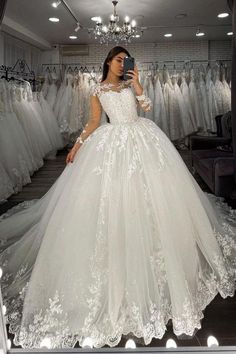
[0,162,14,202]
[57,73,74,138]
[180,71,198,134]
[0,81,32,192]
[153,73,169,136]
[221,68,231,113]
[0,81,236,349]
[188,68,204,130]
[205,67,219,132]
[46,72,58,110]
[163,69,184,140]
[38,92,64,152]
[214,66,225,115]
[197,69,210,132]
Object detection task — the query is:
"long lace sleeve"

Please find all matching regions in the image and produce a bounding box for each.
[75,85,102,145]
[136,93,152,112]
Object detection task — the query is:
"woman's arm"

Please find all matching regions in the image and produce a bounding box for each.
[127,67,152,112]
[66,94,102,164]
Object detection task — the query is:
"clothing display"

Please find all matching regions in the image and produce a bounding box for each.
[0,81,235,349]
[0,78,64,200]
[46,63,231,145]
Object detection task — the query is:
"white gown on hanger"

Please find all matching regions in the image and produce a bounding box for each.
[153,73,169,136]
[0,81,236,349]
[205,68,219,132]
[0,161,14,202]
[197,70,210,132]
[0,81,32,192]
[46,73,58,111]
[163,70,184,140]
[188,69,204,130]
[180,72,198,134]
[221,70,231,113]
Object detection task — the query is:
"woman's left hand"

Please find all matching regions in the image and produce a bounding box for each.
[126,65,143,95]
[127,65,140,87]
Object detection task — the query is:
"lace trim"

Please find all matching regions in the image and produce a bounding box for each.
[91,81,130,97]
[3,249,235,349]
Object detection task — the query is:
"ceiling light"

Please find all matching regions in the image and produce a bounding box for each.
[175,13,187,19]
[49,17,59,22]
[207,336,219,347]
[69,35,77,39]
[196,28,205,36]
[81,337,93,348]
[227,31,233,35]
[90,0,144,44]
[164,33,172,37]
[218,12,229,18]
[52,1,61,8]
[75,22,81,32]
[124,16,130,23]
[91,16,102,22]
[40,338,52,349]
[7,340,11,350]
[166,339,177,348]
[125,339,136,349]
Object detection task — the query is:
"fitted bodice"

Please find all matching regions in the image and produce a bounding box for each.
[93,82,139,125]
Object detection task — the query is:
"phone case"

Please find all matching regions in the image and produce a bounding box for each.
[123,57,135,81]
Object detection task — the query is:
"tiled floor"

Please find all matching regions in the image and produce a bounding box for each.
[1,148,236,348]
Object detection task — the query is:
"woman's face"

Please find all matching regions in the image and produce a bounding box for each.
[108,52,128,77]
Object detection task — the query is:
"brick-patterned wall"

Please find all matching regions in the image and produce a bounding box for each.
[61,40,232,68]
[209,40,232,61]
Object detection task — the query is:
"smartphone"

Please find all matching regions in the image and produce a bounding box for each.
[123,57,135,81]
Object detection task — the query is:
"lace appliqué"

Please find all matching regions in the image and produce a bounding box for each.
[136,94,152,111]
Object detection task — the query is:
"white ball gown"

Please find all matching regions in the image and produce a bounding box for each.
[0,81,236,349]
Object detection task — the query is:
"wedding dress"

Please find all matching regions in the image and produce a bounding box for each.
[0,81,236,349]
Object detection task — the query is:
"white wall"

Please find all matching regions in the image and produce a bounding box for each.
[60,40,232,69]
[0,33,232,75]
[0,31,42,74]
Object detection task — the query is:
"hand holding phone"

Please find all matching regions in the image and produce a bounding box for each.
[123,57,135,81]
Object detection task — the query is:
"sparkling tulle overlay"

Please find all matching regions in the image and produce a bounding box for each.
[0,83,236,349]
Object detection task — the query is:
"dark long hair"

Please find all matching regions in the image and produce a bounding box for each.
[101,46,131,82]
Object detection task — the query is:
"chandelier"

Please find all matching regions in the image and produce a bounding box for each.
[89,0,144,44]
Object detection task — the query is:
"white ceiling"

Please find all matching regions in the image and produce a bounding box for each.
[3,0,233,47]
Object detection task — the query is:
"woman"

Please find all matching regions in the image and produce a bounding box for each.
[0,46,236,349]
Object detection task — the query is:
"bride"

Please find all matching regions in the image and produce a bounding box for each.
[0,46,236,349]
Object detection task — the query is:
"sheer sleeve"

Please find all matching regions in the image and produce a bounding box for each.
[75,84,102,145]
[136,93,152,112]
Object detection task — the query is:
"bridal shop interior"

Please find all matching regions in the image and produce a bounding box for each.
[0,0,236,352]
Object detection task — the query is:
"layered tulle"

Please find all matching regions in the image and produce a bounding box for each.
[0,118,236,349]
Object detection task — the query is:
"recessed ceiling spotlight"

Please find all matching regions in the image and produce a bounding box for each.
[135,34,141,38]
[227,31,233,35]
[175,13,187,19]
[49,17,60,22]
[164,33,172,37]
[207,336,219,348]
[69,35,77,39]
[196,28,205,36]
[52,1,61,8]
[218,12,229,18]
[91,16,101,22]
[125,339,136,349]
[166,339,177,348]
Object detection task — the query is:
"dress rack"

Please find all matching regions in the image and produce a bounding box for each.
[0,59,37,90]
[42,58,232,73]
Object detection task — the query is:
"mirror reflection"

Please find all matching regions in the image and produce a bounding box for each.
[0,0,235,351]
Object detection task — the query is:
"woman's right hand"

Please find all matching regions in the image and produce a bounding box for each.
[66,143,81,164]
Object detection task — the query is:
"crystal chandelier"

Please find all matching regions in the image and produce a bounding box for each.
[89,0,144,44]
